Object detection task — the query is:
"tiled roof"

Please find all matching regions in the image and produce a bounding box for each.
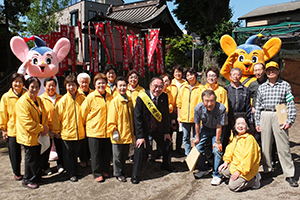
[239,1,300,19]
[107,0,166,24]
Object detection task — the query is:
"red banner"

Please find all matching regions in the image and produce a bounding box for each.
[121,26,129,70]
[139,39,145,77]
[115,26,123,70]
[156,39,164,74]
[93,23,99,75]
[106,21,117,66]
[88,21,93,73]
[69,26,76,73]
[145,33,154,72]
[147,29,159,67]
[133,35,139,71]
[78,20,86,69]
[128,34,134,59]
[96,22,111,65]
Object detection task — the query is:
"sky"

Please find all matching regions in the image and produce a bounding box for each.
[124,0,294,29]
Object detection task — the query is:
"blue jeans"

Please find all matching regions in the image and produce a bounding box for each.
[181,123,195,156]
[195,126,223,178]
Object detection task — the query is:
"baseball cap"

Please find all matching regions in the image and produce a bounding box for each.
[265,61,279,70]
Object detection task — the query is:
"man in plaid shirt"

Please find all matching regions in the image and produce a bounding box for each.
[254,61,298,187]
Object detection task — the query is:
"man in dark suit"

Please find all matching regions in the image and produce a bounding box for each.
[131,77,172,184]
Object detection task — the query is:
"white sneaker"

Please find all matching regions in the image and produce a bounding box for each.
[57,165,64,174]
[194,170,209,179]
[252,172,261,189]
[211,176,222,186]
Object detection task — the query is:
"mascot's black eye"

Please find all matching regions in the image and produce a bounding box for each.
[252,56,258,63]
[238,55,244,62]
[46,57,52,64]
[32,58,38,65]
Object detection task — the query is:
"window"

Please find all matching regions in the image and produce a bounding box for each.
[70,11,78,26]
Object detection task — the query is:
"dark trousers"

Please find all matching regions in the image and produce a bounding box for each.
[23,145,41,184]
[133,132,172,177]
[41,140,51,171]
[88,137,111,178]
[170,115,183,151]
[63,140,82,176]
[7,136,22,176]
[79,137,90,162]
[112,144,129,176]
[53,137,64,166]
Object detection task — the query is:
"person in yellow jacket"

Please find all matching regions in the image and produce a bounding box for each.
[40,77,63,175]
[16,77,49,189]
[107,76,134,183]
[77,72,93,168]
[52,74,85,182]
[0,73,25,181]
[177,67,203,156]
[81,73,113,182]
[126,69,145,107]
[169,64,186,155]
[219,116,261,192]
[104,64,118,98]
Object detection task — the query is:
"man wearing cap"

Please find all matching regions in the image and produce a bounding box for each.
[255,61,298,187]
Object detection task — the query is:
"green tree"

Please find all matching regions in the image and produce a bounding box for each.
[0,0,31,73]
[26,0,69,35]
[165,34,202,72]
[169,0,233,69]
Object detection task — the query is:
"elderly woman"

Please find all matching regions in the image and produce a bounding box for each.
[0,73,26,181]
[16,77,48,189]
[104,64,118,98]
[52,74,86,182]
[126,69,145,107]
[77,72,94,96]
[218,116,261,191]
[177,67,204,156]
[81,73,113,182]
[77,72,93,168]
[40,78,63,175]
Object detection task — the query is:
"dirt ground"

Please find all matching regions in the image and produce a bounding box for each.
[1,105,300,200]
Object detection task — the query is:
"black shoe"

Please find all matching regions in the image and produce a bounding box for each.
[160,165,176,172]
[70,176,78,182]
[131,175,140,184]
[286,177,298,187]
[116,175,127,182]
[261,172,272,180]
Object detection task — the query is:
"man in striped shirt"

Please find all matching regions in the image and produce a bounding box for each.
[254,61,298,187]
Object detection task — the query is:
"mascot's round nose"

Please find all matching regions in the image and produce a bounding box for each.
[243,59,252,65]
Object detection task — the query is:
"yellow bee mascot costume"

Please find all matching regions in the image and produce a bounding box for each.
[220,34,282,87]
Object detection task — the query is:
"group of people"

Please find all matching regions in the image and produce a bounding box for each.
[0,61,298,191]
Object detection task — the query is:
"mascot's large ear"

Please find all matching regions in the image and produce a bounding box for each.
[262,37,282,61]
[10,36,29,62]
[53,38,70,63]
[220,34,237,56]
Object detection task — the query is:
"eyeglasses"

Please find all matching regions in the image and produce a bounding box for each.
[207,74,217,78]
[152,84,164,89]
[129,76,138,79]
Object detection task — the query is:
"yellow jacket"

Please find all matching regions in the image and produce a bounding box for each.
[81,90,113,138]
[169,79,186,113]
[40,92,62,130]
[78,87,94,96]
[16,92,48,146]
[177,82,204,123]
[165,88,174,113]
[107,94,134,144]
[0,88,26,137]
[106,84,118,98]
[52,91,86,141]
[203,83,228,113]
[223,133,261,181]
[126,84,145,107]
